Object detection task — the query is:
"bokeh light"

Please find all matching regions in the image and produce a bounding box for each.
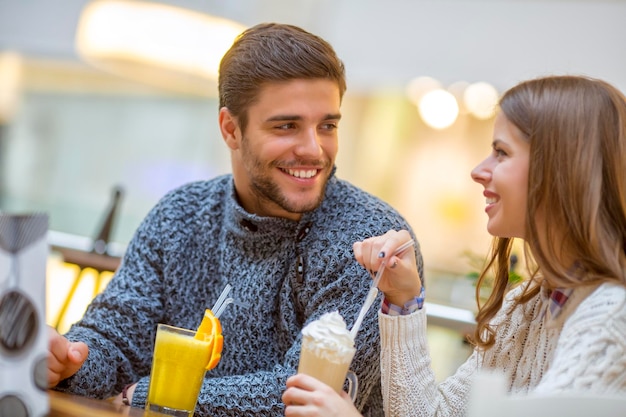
[418,89,459,129]
[463,81,499,120]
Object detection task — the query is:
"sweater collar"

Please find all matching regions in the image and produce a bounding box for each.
[223,177,325,240]
[540,263,599,327]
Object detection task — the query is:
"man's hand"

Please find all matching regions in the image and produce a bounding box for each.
[48,325,89,387]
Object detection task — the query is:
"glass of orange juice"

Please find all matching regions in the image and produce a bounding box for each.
[145,324,212,417]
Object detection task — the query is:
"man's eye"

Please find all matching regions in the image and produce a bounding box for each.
[321,123,338,131]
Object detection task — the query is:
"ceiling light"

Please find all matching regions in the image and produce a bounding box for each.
[75,0,247,96]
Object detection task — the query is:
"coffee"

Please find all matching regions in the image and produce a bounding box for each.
[297,311,356,394]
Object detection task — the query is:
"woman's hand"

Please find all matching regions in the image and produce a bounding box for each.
[353,229,422,306]
[282,374,362,417]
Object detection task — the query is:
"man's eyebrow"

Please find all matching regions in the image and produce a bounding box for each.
[325,113,342,120]
[266,115,302,122]
[265,113,342,122]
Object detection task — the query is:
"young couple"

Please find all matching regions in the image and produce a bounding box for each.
[49,23,625,417]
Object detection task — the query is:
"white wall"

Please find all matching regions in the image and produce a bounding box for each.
[1,0,625,93]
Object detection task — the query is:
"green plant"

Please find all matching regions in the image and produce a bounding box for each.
[462,250,523,287]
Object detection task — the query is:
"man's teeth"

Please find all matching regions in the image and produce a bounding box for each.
[286,169,317,179]
[486,197,497,204]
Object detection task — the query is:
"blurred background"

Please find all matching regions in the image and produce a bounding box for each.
[1,0,625,378]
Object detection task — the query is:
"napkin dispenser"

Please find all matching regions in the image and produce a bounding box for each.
[0,213,49,417]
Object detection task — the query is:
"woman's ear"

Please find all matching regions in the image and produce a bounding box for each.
[219,107,240,150]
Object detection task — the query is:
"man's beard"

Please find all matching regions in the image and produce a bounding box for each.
[242,137,329,214]
[250,174,326,214]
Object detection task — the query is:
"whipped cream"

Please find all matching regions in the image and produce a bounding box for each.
[301,311,355,363]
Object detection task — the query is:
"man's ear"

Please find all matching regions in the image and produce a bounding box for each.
[219,107,240,150]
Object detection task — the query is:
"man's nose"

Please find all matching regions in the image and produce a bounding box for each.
[294,128,323,157]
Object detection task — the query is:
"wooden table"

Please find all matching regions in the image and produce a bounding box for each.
[48,390,167,417]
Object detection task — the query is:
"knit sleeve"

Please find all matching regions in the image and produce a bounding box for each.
[379,309,477,417]
[55,192,171,399]
[533,283,626,395]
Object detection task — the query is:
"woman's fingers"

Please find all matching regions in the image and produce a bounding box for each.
[284,373,340,401]
[283,374,362,417]
[354,230,415,278]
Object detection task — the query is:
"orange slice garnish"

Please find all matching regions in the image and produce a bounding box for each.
[195,309,218,337]
[206,333,223,370]
[195,308,223,370]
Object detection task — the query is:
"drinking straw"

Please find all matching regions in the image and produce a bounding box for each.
[350,239,415,339]
[211,283,250,318]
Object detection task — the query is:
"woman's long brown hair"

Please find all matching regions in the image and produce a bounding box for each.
[470,76,626,349]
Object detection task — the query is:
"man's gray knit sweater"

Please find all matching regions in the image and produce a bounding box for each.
[56,173,423,416]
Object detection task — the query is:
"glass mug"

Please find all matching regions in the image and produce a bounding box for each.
[145,324,212,417]
[297,340,359,401]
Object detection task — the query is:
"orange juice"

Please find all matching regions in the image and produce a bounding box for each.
[146,324,212,416]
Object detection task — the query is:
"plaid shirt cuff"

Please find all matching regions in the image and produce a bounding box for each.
[381,286,425,316]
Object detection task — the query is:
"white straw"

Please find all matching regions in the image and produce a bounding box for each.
[350,239,415,339]
[211,283,232,314]
[215,297,233,318]
[210,283,250,318]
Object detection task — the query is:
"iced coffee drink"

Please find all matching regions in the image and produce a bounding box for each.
[298,311,357,395]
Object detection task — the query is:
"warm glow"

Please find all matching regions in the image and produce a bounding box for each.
[47,254,114,334]
[406,76,441,104]
[418,89,459,129]
[447,81,470,114]
[463,81,499,119]
[0,51,22,123]
[75,0,247,95]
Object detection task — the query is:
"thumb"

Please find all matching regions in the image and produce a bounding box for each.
[59,342,89,381]
[68,342,89,364]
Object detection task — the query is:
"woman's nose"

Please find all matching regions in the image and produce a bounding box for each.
[471,158,491,184]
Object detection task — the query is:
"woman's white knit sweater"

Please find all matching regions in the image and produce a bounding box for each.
[379,282,626,417]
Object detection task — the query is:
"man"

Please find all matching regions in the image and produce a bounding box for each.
[48,22,423,416]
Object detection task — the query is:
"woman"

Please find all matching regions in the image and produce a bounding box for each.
[282,75,626,416]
